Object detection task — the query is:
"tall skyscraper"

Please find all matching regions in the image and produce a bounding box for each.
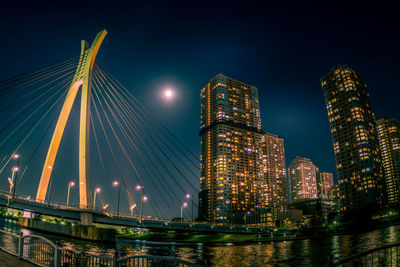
[377,117,400,206]
[316,171,334,199]
[288,156,318,201]
[199,74,264,223]
[261,133,287,223]
[321,65,385,213]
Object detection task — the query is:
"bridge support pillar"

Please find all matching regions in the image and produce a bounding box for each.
[80,213,93,226]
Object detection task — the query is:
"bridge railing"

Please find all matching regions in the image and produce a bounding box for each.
[0,229,201,267]
[330,241,400,266]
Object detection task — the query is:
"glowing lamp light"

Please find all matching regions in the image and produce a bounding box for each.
[96,188,101,193]
[12,167,19,172]
[143,196,148,202]
[183,202,188,207]
[69,182,75,187]
[12,154,20,159]
[113,181,119,186]
[186,194,190,199]
[136,185,142,190]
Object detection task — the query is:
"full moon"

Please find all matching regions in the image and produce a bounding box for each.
[164,89,174,99]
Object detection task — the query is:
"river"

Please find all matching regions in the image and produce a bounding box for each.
[1,219,399,266]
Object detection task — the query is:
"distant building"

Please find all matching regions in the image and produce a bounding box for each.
[328,185,340,212]
[288,156,318,202]
[321,65,385,213]
[261,132,288,224]
[289,198,337,219]
[316,171,334,199]
[199,74,265,224]
[377,117,400,206]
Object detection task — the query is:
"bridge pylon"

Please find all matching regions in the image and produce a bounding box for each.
[35,30,107,224]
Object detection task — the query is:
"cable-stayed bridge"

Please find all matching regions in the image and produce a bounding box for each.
[0,30,230,232]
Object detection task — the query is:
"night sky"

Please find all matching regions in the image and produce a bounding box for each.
[0,1,399,217]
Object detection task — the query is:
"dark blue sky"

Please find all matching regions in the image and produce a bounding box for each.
[1,0,399,217]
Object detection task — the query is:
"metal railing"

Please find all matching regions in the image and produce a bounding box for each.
[118,255,202,267]
[330,241,400,266]
[0,229,201,266]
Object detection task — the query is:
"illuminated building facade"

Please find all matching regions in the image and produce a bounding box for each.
[261,133,287,224]
[377,117,400,206]
[321,65,385,213]
[288,156,318,202]
[199,74,265,223]
[316,171,334,199]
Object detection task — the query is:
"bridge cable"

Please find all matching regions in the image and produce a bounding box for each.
[0,80,71,175]
[99,66,200,169]
[93,70,187,213]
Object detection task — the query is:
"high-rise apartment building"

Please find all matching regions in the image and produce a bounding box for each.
[199,74,265,223]
[321,65,385,213]
[288,156,318,201]
[377,117,400,206]
[261,133,287,223]
[316,171,334,199]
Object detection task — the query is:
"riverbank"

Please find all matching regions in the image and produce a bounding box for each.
[118,220,400,245]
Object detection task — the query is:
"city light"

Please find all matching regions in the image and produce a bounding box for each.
[143,196,148,201]
[12,154,20,159]
[69,181,75,187]
[113,181,119,186]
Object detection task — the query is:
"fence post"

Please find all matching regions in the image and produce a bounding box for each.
[54,241,60,267]
[18,232,23,259]
[113,250,119,267]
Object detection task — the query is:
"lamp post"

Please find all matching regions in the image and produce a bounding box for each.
[186,194,193,223]
[181,202,188,221]
[245,211,251,228]
[136,185,144,222]
[214,207,220,224]
[11,154,20,199]
[113,181,121,217]
[66,181,75,207]
[140,195,148,223]
[93,187,101,209]
[219,200,232,227]
[130,204,137,216]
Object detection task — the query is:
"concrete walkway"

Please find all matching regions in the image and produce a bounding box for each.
[0,250,35,267]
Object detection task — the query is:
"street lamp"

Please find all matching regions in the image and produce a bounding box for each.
[11,154,20,199]
[93,187,101,209]
[136,185,144,222]
[214,207,221,224]
[130,204,137,216]
[245,211,251,228]
[181,202,188,222]
[140,195,148,223]
[113,181,121,217]
[66,181,75,207]
[186,194,194,223]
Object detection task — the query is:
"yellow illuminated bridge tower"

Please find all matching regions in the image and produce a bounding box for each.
[35,30,107,224]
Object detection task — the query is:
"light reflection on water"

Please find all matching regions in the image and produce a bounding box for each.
[1,219,399,266]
